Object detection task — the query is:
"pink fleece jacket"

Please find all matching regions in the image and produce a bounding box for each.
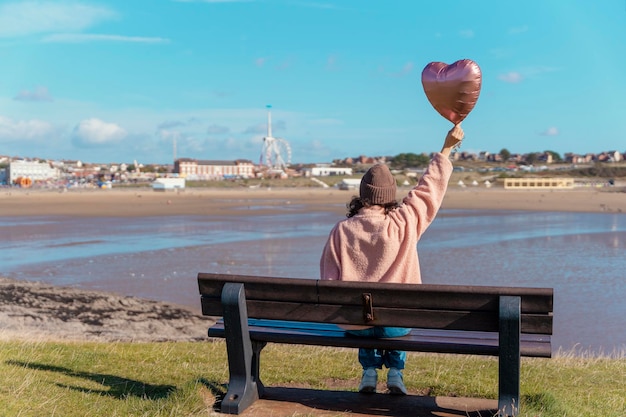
[320,153,453,284]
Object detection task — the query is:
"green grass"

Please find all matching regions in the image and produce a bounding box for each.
[0,340,623,416]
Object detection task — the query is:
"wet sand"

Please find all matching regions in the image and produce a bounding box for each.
[1,185,624,342]
[2,185,625,217]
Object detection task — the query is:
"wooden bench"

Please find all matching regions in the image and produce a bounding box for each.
[198,272,553,416]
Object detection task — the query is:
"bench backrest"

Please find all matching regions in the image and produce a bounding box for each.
[198,273,553,335]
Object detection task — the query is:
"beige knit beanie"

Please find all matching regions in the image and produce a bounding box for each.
[360,164,397,205]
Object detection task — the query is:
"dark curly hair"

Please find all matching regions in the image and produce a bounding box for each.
[346,196,400,218]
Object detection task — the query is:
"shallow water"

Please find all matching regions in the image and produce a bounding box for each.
[1,209,625,356]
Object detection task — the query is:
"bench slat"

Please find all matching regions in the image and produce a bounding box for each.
[239,319,551,343]
[198,274,319,302]
[198,273,553,314]
[208,320,551,358]
[317,283,552,314]
[201,297,552,334]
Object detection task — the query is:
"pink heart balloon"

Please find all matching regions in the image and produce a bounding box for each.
[421,59,482,125]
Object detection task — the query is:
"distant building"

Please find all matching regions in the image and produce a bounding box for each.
[302,166,353,177]
[337,178,361,190]
[607,151,623,162]
[504,177,574,190]
[152,177,185,191]
[7,160,60,185]
[174,158,255,179]
[537,152,554,164]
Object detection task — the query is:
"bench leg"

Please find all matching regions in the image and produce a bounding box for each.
[220,283,262,414]
[499,296,521,416]
[252,340,267,396]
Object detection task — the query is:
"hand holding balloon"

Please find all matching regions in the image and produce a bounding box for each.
[421,59,482,125]
[441,124,464,157]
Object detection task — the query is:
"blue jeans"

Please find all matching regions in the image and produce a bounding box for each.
[346,327,411,370]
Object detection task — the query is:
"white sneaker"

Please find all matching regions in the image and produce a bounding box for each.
[358,368,378,393]
[387,368,407,395]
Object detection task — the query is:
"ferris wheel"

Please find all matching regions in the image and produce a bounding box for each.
[261,136,291,170]
[259,105,291,171]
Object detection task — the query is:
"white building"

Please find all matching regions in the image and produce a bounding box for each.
[152,177,185,191]
[174,159,255,179]
[337,178,361,190]
[609,151,623,162]
[7,160,60,184]
[303,166,353,177]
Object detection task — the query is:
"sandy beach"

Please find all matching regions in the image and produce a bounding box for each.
[2,185,625,217]
[1,185,624,343]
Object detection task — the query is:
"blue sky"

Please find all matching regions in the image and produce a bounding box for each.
[0,0,625,164]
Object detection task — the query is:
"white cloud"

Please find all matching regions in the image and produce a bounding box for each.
[207,124,230,134]
[540,127,559,136]
[255,57,268,67]
[243,120,285,135]
[244,123,268,134]
[42,33,170,44]
[14,86,53,102]
[0,2,168,46]
[459,29,474,38]
[0,1,116,38]
[296,139,333,159]
[0,115,57,141]
[499,66,559,84]
[158,129,179,138]
[0,104,312,163]
[498,72,524,83]
[158,120,186,130]
[72,118,127,147]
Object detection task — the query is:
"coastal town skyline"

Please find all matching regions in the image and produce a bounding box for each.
[2,145,624,169]
[1,1,625,164]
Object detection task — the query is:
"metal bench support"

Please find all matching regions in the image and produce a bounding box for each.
[220,283,265,414]
[499,296,521,416]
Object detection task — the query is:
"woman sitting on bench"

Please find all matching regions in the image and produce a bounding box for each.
[320,124,464,395]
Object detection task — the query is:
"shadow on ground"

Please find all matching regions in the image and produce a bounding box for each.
[7,360,176,400]
[199,381,499,417]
